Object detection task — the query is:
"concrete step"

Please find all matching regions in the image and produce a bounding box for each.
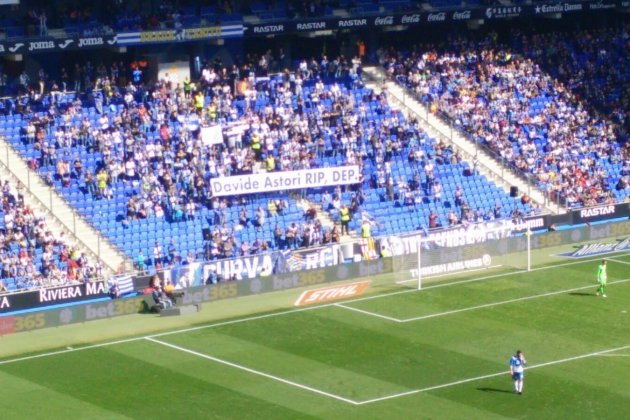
[160,304,202,317]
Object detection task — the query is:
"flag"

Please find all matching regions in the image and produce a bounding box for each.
[111,274,134,295]
[361,211,379,226]
[280,250,303,272]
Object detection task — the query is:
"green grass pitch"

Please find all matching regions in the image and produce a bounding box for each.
[1,252,629,419]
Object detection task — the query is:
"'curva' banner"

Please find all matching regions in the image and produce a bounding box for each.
[210,166,360,196]
[162,244,345,286]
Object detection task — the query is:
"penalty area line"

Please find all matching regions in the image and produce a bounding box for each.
[335,303,403,322]
[606,258,630,266]
[594,353,630,357]
[144,337,360,405]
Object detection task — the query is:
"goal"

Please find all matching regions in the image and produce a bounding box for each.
[383,224,532,290]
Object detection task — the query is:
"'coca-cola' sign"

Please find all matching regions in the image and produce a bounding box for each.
[374,16,394,26]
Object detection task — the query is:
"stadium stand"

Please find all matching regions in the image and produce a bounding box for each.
[0,0,625,301]
[0,50,534,277]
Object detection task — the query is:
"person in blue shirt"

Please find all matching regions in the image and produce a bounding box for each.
[509,350,527,395]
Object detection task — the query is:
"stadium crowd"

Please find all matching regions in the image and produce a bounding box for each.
[3,23,628,288]
[383,26,630,208]
[2,46,523,275]
[0,178,102,292]
[518,24,630,135]
[4,53,371,267]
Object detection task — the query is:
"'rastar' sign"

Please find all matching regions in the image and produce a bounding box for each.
[253,24,284,34]
[337,19,367,28]
[210,166,360,196]
[572,203,628,224]
[571,202,629,224]
[296,21,326,30]
[579,205,615,219]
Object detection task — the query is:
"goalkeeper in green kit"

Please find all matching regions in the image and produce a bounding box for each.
[596,259,607,298]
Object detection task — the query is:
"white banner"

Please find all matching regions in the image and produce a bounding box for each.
[201,125,224,146]
[210,165,360,196]
[381,220,514,255]
[157,60,190,85]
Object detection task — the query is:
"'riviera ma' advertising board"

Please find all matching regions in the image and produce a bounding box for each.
[0,281,109,315]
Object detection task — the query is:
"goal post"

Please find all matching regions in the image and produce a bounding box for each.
[381,224,533,290]
[417,238,422,290]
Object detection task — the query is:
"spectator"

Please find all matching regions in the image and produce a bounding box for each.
[286,222,298,249]
[267,199,277,217]
[96,169,108,199]
[239,207,249,227]
[153,242,163,267]
[339,204,351,235]
[361,218,372,238]
[136,250,145,271]
[273,223,283,249]
[152,284,173,309]
[167,240,177,263]
[254,205,266,231]
[206,267,218,285]
[429,211,439,229]
[109,281,120,299]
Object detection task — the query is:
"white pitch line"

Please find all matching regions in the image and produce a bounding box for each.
[355,343,630,405]
[0,336,143,366]
[606,258,630,266]
[399,277,630,323]
[144,337,360,405]
[334,303,403,322]
[594,354,630,357]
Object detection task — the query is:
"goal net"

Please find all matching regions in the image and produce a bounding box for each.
[380,224,532,290]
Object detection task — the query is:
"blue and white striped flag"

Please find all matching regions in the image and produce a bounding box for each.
[110,275,134,295]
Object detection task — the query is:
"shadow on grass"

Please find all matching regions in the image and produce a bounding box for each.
[476,387,514,394]
[568,292,595,297]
